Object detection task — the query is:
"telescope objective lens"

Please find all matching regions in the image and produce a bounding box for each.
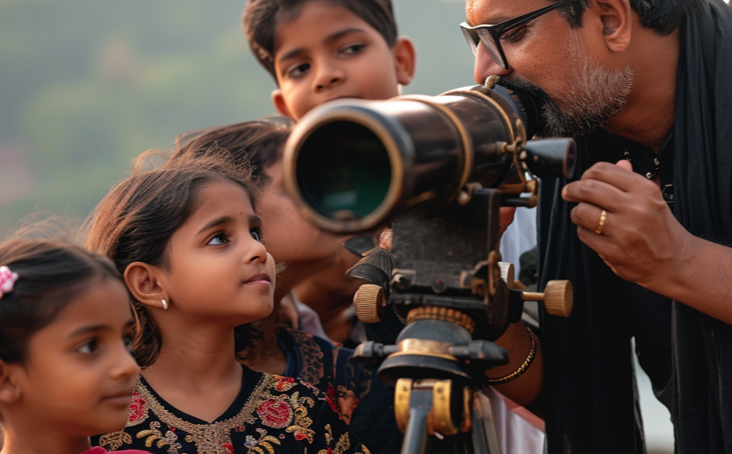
[296,121,392,221]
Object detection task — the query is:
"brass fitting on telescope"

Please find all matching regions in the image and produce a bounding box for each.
[406,307,475,334]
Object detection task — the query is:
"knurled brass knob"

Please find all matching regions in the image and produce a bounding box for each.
[353,284,386,323]
[543,280,573,317]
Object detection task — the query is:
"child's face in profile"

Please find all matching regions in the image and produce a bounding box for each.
[9,278,138,437]
[271,0,414,120]
[160,180,276,325]
[257,159,355,285]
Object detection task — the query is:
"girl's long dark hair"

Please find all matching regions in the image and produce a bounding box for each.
[82,149,257,368]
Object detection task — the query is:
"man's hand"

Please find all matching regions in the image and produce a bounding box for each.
[561,160,692,289]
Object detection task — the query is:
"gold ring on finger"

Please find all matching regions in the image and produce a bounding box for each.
[594,209,607,235]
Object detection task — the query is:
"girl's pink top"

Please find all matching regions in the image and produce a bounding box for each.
[81,447,150,454]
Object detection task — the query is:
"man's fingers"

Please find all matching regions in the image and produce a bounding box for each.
[616,159,633,172]
[562,178,627,212]
[579,161,642,192]
[571,204,613,237]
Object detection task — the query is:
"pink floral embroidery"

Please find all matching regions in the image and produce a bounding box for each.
[128,391,148,424]
[275,376,296,392]
[325,384,339,414]
[257,399,293,429]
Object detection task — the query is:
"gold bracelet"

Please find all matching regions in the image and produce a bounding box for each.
[487,326,538,386]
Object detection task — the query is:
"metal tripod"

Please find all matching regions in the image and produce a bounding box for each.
[349,189,571,454]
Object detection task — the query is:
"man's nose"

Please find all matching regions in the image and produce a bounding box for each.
[473,44,510,85]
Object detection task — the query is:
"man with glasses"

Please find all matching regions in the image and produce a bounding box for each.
[460,0,732,453]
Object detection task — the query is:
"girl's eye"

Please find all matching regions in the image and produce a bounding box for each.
[501,25,529,43]
[250,228,262,243]
[207,232,229,246]
[340,43,366,55]
[77,339,99,354]
[123,333,134,351]
[286,63,310,78]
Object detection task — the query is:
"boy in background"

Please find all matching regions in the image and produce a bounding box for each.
[244,0,415,121]
[243,0,415,344]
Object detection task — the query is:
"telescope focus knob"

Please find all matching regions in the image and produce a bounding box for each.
[521,280,574,317]
[353,284,386,323]
[543,280,573,317]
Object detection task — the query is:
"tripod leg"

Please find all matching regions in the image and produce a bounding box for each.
[471,392,502,454]
[401,388,432,454]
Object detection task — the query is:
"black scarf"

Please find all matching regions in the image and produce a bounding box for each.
[537,1,732,453]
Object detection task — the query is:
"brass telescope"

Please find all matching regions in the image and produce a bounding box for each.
[283,77,577,234]
[283,78,577,454]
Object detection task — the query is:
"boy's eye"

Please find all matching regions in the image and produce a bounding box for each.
[250,228,262,243]
[340,43,366,55]
[207,232,230,246]
[286,63,310,78]
[77,339,99,354]
[501,25,530,43]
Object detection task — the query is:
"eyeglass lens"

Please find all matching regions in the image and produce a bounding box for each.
[476,28,504,68]
[460,26,505,69]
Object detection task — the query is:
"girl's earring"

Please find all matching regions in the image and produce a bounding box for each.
[161,298,168,310]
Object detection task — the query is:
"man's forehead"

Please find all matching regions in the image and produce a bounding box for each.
[466,0,540,24]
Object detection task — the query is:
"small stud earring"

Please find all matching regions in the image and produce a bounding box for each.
[161,298,168,310]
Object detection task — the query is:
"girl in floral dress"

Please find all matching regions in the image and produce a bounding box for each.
[84,150,368,454]
[174,117,402,454]
[0,234,147,454]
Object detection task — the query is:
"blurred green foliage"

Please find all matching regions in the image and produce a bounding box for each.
[0,0,474,235]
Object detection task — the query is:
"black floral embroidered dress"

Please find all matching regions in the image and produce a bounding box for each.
[92,366,369,454]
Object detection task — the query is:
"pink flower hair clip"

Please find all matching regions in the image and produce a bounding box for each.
[0,266,19,299]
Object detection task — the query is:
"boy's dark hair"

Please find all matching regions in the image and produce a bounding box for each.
[243,0,398,80]
[173,117,294,362]
[554,0,703,35]
[82,149,257,369]
[0,237,120,364]
[174,116,294,190]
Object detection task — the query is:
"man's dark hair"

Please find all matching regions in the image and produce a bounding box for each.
[243,0,398,80]
[555,0,704,35]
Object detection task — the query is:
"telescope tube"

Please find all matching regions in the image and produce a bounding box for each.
[283,84,554,233]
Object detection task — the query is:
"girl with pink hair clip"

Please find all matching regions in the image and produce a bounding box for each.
[0,233,149,454]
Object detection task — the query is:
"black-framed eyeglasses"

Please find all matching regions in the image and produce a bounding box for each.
[460,0,578,69]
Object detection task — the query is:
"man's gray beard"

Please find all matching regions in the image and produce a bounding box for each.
[510,34,634,138]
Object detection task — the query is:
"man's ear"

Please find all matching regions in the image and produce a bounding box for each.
[594,0,632,52]
[272,89,294,119]
[124,262,168,311]
[393,36,416,86]
[0,361,21,405]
